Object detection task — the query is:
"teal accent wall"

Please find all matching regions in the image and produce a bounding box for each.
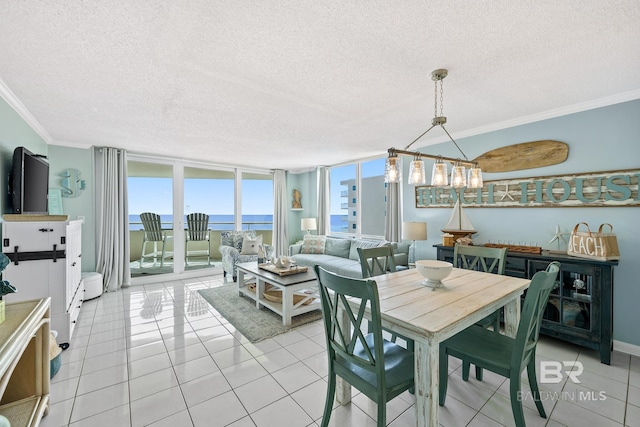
[403,99,640,346]
[48,145,96,272]
[0,97,97,272]
[0,98,48,214]
[287,170,316,244]
[286,99,640,347]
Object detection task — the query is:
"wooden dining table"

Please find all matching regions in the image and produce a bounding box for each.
[337,267,531,427]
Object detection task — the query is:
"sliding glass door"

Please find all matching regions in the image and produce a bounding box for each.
[241,172,274,246]
[128,157,273,280]
[184,167,235,271]
[128,160,174,277]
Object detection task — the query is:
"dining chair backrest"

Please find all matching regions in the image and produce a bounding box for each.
[315,265,385,379]
[140,212,164,242]
[512,261,561,371]
[357,245,396,278]
[453,244,507,275]
[314,265,414,427]
[186,213,210,241]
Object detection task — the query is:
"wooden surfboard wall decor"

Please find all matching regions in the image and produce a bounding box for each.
[472,140,569,173]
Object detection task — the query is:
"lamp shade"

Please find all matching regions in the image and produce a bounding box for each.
[467,166,483,189]
[301,218,317,232]
[384,156,400,183]
[408,159,427,185]
[451,164,467,188]
[402,221,427,241]
[431,160,448,187]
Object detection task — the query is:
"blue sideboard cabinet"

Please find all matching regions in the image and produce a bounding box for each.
[435,244,617,364]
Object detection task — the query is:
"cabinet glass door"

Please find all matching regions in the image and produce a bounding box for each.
[529,260,599,340]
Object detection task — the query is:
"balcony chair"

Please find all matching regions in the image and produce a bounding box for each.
[357,246,415,353]
[185,213,211,266]
[453,243,508,379]
[140,212,172,267]
[314,265,414,427]
[439,261,560,427]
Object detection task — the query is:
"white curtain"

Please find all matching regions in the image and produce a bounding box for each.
[317,166,329,235]
[273,170,289,256]
[384,182,402,242]
[95,147,131,291]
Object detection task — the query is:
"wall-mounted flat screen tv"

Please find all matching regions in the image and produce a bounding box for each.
[9,146,49,214]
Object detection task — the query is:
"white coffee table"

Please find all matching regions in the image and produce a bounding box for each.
[236,262,320,326]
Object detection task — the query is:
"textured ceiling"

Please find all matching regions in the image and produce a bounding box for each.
[0,1,639,170]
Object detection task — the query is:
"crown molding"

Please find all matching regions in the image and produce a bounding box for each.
[414,89,640,148]
[49,139,93,149]
[452,89,640,142]
[0,77,52,144]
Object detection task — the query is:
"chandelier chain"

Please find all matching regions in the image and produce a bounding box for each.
[433,78,438,118]
[439,79,444,117]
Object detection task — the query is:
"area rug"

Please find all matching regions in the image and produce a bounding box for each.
[198,285,322,342]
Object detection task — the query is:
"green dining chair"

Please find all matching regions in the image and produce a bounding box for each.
[357,245,397,277]
[439,261,560,427]
[315,265,414,427]
[357,246,415,352]
[453,243,508,379]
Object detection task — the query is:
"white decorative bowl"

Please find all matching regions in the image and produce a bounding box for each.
[415,260,453,289]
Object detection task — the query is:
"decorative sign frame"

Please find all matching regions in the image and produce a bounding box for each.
[415,169,640,208]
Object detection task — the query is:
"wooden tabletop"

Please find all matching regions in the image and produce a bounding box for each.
[370,267,531,341]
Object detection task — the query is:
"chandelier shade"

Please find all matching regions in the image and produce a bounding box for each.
[451,163,467,188]
[384,155,400,183]
[408,158,427,185]
[384,69,483,189]
[467,166,484,188]
[431,158,448,187]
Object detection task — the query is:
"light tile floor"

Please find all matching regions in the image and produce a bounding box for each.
[40,271,639,427]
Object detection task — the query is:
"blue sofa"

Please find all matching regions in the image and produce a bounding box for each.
[289,236,409,279]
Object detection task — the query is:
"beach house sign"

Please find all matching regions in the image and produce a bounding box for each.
[415,169,640,208]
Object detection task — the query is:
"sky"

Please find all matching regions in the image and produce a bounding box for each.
[128,158,385,216]
[128,178,274,215]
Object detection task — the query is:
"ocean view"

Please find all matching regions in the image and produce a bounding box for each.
[129,214,347,231]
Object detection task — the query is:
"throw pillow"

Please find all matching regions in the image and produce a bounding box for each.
[324,237,351,258]
[301,235,326,254]
[240,235,263,255]
[234,231,255,250]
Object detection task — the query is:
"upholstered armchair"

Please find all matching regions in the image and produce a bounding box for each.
[219,230,274,281]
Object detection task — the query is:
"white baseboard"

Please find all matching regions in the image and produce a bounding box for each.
[614,340,640,358]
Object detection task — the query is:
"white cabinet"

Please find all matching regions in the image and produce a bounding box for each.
[1,219,83,344]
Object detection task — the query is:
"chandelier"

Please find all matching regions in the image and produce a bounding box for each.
[384,69,483,189]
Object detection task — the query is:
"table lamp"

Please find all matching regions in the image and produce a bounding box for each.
[301,218,317,235]
[402,221,427,263]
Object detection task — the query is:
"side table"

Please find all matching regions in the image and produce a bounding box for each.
[0,299,51,426]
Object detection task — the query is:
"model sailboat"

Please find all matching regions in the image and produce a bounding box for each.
[441,199,477,241]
